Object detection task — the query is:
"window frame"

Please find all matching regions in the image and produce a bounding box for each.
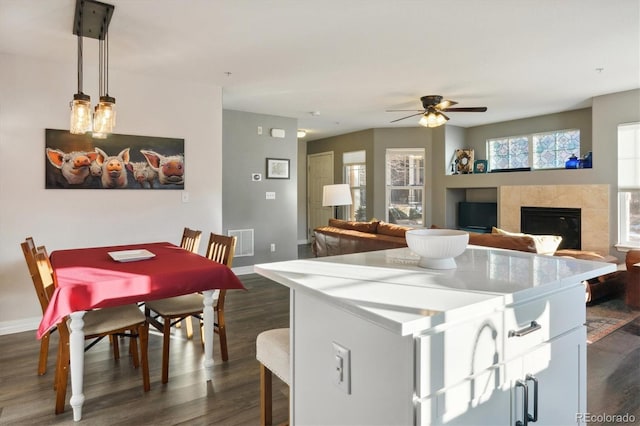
[385,148,425,226]
[617,122,640,250]
[487,128,581,172]
[343,150,366,222]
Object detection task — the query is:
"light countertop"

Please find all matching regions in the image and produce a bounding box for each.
[254,246,615,336]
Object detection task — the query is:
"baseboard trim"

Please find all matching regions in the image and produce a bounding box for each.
[0,317,40,336]
[232,265,255,276]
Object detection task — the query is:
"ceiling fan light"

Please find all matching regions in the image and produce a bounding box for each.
[418,110,448,128]
[93,95,116,137]
[70,93,92,134]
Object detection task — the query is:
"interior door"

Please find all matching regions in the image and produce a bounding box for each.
[307,152,334,240]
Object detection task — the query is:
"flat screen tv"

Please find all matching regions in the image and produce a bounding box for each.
[458,202,497,231]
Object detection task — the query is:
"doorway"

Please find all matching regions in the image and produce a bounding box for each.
[307,152,334,240]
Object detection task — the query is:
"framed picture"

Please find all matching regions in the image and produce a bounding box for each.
[474,159,488,174]
[45,128,184,189]
[266,158,290,179]
[455,149,474,174]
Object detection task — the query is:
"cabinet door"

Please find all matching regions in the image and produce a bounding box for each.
[417,360,520,426]
[512,327,586,426]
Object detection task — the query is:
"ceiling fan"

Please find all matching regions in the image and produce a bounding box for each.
[388,95,487,128]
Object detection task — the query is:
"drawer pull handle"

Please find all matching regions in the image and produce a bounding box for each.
[509,321,541,338]
[526,374,539,423]
[515,379,529,426]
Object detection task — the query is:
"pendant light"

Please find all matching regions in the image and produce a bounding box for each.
[69,7,91,135]
[93,31,116,138]
[69,0,115,136]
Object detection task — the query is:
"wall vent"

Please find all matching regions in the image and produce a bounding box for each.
[228,229,254,257]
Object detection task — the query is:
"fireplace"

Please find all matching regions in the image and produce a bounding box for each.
[521,207,581,250]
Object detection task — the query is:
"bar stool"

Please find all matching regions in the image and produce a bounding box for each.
[256,328,290,426]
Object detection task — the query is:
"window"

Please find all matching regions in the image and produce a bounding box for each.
[386,149,424,226]
[488,136,529,170]
[532,129,580,169]
[487,129,580,171]
[343,151,366,221]
[618,122,640,249]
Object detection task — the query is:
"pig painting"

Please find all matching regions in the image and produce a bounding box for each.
[95,148,130,188]
[140,149,184,185]
[126,161,157,188]
[44,128,185,189]
[46,148,98,186]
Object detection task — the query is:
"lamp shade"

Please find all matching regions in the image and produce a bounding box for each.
[322,184,353,207]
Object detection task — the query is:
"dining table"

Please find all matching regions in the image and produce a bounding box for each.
[37,241,245,421]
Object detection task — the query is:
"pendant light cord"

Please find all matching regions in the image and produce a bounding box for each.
[98,37,104,97]
[77,27,83,93]
[105,31,109,96]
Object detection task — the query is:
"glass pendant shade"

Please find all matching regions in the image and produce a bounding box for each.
[418,110,449,128]
[93,96,116,138]
[70,93,92,134]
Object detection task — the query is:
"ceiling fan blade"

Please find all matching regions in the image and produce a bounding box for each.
[435,99,458,109]
[390,112,424,123]
[443,107,488,112]
[386,109,424,112]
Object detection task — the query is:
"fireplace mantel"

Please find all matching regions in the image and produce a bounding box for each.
[499,185,609,255]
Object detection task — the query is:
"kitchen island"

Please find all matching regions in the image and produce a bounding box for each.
[255,246,615,425]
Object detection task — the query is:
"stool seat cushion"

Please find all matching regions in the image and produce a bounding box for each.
[256,328,290,385]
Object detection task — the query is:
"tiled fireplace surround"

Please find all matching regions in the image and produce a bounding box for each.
[498,184,609,255]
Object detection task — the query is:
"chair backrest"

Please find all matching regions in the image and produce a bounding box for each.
[205,233,237,268]
[181,227,202,253]
[21,240,55,314]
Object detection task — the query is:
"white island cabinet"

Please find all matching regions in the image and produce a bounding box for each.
[255,246,615,426]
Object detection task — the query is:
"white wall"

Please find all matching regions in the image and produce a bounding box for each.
[0,53,223,334]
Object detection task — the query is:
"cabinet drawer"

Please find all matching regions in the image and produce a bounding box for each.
[503,284,584,361]
[415,311,505,398]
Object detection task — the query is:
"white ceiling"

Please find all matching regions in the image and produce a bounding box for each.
[1,0,639,141]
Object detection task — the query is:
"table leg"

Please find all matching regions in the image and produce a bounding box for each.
[69,311,86,421]
[202,290,215,381]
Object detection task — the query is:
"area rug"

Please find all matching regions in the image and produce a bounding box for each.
[586,296,640,344]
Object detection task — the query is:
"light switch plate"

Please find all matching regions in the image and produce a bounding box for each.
[266,192,276,200]
[332,342,351,394]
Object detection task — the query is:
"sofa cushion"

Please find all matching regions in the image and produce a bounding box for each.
[377,221,411,237]
[328,219,379,234]
[312,226,407,256]
[468,232,537,253]
[492,227,562,255]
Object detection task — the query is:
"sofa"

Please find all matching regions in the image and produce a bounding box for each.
[312,220,628,303]
[312,219,410,257]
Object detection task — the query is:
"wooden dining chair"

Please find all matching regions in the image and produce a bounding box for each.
[181,227,202,253]
[21,237,56,376]
[145,232,237,384]
[27,245,151,414]
[21,238,127,377]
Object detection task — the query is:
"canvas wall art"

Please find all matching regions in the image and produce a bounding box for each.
[45,129,185,189]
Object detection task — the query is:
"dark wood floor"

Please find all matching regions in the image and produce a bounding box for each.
[1,245,638,425]
[0,274,290,426]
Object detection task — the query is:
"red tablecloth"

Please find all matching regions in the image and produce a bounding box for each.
[38,242,245,338]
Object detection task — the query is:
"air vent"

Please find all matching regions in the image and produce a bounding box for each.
[228,229,254,257]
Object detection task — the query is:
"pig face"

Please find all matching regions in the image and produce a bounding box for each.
[95,148,130,188]
[140,150,184,185]
[125,161,157,188]
[46,148,98,185]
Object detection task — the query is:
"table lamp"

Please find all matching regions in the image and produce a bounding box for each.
[322,184,353,219]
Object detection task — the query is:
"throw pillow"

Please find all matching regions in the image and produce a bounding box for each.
[492,227,562,255]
